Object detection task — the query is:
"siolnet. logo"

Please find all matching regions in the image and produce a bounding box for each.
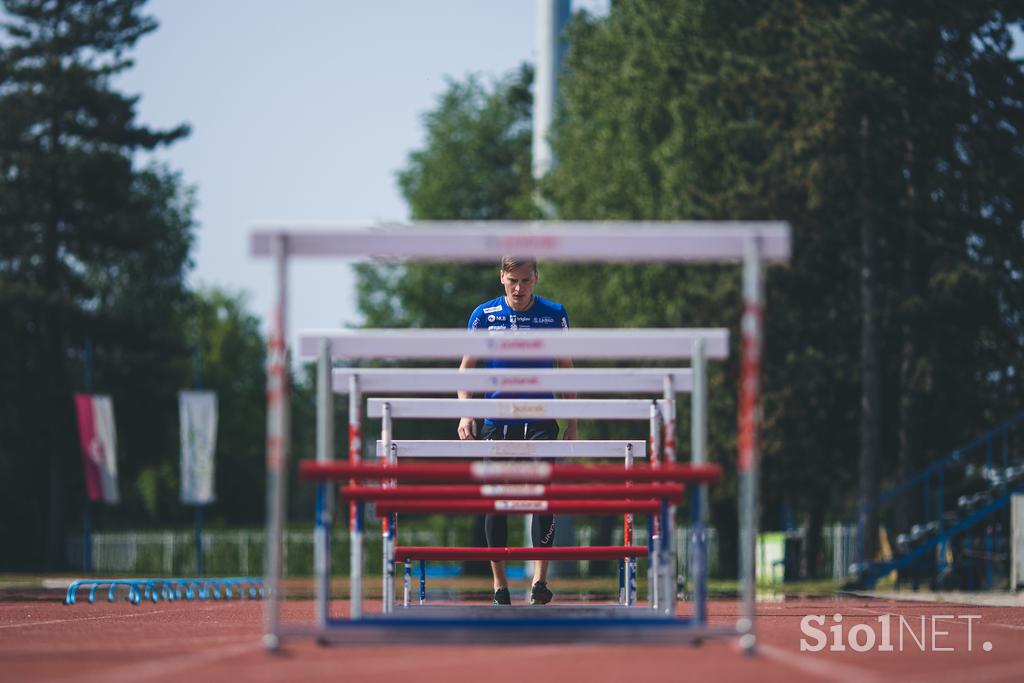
[799,613,991,653]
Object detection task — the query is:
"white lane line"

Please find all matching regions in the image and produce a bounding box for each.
[0,603,240,630]
[990,622,1024,631]
[847,604,1024,632]
[902,659,1024,683]
[0,633,255,655]
[39,640,260,683]
[758,643,885,683]
[0,609,179,630]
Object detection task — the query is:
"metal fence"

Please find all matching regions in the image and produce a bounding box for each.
[67,524,853,580]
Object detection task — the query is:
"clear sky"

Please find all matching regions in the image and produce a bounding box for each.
[118,1,605,344]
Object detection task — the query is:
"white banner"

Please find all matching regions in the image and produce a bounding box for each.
[179,390,218,505]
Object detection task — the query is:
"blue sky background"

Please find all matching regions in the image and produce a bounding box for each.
[118,1,610,342]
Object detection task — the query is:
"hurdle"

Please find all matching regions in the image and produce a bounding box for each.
[337,368,704,610]
[252,221,791,650]
[304,332,724,620]
[333,366,699,608]
[365,395,670,614]
[308,458,722,614]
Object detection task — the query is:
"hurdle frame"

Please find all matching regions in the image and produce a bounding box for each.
[252,221,790,651]
[308,337,722,621]
[371,396,657,614]
[334,366,702,613]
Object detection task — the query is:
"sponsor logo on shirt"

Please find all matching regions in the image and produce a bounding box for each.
[534,316,554,323]
[487,315,495,322]
[482,304,503,314]
[488,325,507,330]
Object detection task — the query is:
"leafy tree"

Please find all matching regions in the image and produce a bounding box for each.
[547,0,1024,572]
[355,65,537,330]
[0,0,192,568]
[352,0,1024,579]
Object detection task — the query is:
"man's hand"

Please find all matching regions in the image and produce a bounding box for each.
[458,417,477,440]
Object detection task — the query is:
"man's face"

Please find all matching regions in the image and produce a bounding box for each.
[500,265,537,312]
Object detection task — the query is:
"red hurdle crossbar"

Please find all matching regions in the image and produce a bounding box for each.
[394,545,648,561]
[300,460,721,484]
[374,499,663,515]
[337,483,685,501]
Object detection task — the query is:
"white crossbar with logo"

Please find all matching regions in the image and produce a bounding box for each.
[332,368,693,394]
[374,439,647,459]
[299,328,728,360]
[250,221,790,263]
[366,398,654,420]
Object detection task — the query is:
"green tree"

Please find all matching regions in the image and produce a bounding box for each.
[355,65,537,330]
[351,0,1024,579]
[547,0,1024,572]
[0,0,193,568]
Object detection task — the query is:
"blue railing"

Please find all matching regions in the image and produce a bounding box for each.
[854,412,1024,573]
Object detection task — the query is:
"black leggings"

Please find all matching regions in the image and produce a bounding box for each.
[479,421,559,549]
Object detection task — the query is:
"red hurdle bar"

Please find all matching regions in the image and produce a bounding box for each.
[374,499,663,515]
[395,545,648,561]
[300,460,721,484]
[336,483,685,501]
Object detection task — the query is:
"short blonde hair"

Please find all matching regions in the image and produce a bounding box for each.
[500,256,537,274]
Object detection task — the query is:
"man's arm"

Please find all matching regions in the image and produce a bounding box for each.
[557,357,577,440]
[457,355,477,440]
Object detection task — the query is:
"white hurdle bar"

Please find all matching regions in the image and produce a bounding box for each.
[250,221,790,263]
[332,367,694,394]
[299,328,728,361]
[254,221,790,651]
[374,440,647,459]
[367,398,655,421]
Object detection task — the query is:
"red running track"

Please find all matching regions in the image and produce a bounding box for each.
[374,499,663,515]
[4,587,1024,683]
[337,482,685,501]
[394,545,648,561]
[301,460,722,484]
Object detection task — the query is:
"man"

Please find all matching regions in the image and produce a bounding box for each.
[458,256,576,606]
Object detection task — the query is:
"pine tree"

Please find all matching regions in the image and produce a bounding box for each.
[0,0,193,568]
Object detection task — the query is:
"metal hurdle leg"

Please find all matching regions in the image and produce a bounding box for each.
[349,375,363,620]
[263,234,289,651]
[624,442,635,607]
[314,339,334,628]
[381,401,395,614]
[691,338,708,625]
[403,559,411,607]
[738,236,765,654]
[662,375,678,617]
[648,401,662,610]
[618,560,625,606]
[419,560,426,605]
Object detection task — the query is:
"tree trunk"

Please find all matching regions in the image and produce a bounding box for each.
[858,114,881,563]
[805,494,826,579]
[897,104,924,536]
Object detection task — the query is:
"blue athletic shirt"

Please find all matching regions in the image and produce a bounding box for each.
[467,294,570,425]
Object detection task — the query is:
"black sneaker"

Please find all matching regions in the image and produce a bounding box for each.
[530,581,553,605]
[493,587,511,605]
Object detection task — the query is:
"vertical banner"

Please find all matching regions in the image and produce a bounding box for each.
[179,390,218,505]
[74,393,120,504]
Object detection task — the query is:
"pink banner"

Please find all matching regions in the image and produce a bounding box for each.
[74,393,120,504]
